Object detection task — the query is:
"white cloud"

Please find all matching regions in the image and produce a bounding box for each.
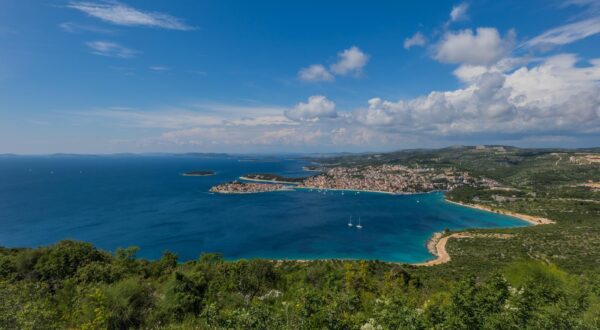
[451,57,532,83]
[450,3,469,22]
[452,64,490,83]
[354,54,600,136]
[78,103,292,129]
[298,46,369,83]
[404,32,427,49]
[524,16,600,50]
[298,64,334,82]
[85,41,138,58]
[330,46,369,76]
[285,95,337,122]
[68,1,194,30]
[434,27,514,65]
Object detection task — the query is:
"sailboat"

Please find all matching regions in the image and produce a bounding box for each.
[356,217,363,229]
[348,216,353,227]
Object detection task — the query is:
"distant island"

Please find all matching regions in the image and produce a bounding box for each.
[181,170,215,177]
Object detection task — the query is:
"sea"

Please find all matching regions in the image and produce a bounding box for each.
[0,154,529,263]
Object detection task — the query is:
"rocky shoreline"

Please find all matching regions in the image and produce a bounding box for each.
[210,181,291,194]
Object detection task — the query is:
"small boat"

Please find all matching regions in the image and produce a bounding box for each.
[417,200,420,203]
[348,216,353,227]
[356,217,363,229]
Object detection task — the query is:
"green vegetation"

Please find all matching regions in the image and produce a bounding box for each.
[2,146,599,329]
[242,173,308,183]
[2,241,600,329]
[320,146,600,276]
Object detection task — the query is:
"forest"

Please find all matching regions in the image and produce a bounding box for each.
[1,240,599,329]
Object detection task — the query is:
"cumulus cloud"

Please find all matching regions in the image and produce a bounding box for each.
[404,32,427,49]
[434,27,515,65]
[68,1,194,30]
[354,54,600,137]
[298,64,334,82]
[297,46,369,83]
[450,3,469,22]
[78,51,600,151]
[330,46,369,75]
[85,40,138,58]
[524,16,600,50]
[285,95,337,122]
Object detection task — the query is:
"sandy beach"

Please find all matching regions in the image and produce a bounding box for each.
[414,232,515,266]
[445,200,555,225]
[414,199,555,266]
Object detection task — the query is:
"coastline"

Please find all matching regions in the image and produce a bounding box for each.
[211,186,294,194]
[212,178,556,266]
[239,176,301,185]
[414,199,556,267]
[414,233,462,266]
[293,186,395,195]
[445,199,555,225]
[293,186,445,196]
[414,232,515,267]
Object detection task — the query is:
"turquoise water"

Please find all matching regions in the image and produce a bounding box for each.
[0,155,529,263]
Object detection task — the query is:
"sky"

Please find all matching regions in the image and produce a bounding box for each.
[1,0,600,154]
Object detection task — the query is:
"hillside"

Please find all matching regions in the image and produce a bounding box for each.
[1,146,599,329]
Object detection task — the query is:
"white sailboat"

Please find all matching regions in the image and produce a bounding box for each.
[348,216,353,227]
[356,216,363,229]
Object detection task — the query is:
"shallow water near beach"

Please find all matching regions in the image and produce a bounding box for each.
[0,155,529,263]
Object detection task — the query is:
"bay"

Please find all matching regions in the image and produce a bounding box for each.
[0,155,528,263]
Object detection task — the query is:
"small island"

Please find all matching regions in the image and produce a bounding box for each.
[210,181,291,194]
[182,170,215,177]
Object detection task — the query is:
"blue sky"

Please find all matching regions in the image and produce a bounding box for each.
[1,0,600,153]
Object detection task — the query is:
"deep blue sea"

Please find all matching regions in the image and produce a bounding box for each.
[0,155,528,263]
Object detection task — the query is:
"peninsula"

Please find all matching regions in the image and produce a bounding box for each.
[210,181,290,194]
[297,164,497,194]
[240,173,306,184]
[239,164,499,195]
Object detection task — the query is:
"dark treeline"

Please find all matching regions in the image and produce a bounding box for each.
[1,240,599,329]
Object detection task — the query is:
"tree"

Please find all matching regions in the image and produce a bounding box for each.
[33,241,107,284]
[161,271,207,321]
